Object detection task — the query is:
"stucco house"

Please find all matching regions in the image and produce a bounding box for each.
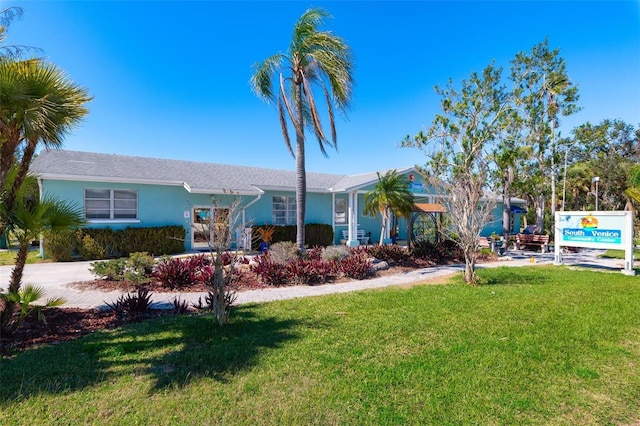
[29,150,525,251]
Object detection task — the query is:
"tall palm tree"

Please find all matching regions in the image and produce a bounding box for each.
[0,177,85,335]
[250,8,354,251]
[364,170,414,245]
[0,57,91,240]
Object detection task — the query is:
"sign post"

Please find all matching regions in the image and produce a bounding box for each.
[554,211,635,275]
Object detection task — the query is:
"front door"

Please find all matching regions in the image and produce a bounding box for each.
[193,207,212,250]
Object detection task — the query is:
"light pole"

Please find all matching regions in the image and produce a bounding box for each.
[592,176,600,211]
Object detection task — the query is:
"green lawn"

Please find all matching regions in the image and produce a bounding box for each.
[0,249,45,266]
[602,248,640,259]
[1,266,639,425]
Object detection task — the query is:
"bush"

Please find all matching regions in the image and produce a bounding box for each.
[105,288,154,323]
[339,251,374,280]
[152,257,199,290]
[268,241,299,265]
[286,257,336,285]
[411,239,463,263]
[90,258,127,281]
[364,245,410,264]
[321,245,350,262]
[78,233,106,260]
[251,224,334,249]
[305,224,334,247]
[43,229,79,261]
[123,252,155,284]
[81,225,186,259]
[251,256,290,286]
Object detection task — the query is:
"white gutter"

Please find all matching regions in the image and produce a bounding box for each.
[240,187,264,248]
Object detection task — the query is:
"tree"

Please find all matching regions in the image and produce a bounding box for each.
[563,120,638,210]
[0,177,85,336]
[0,7,40,59]
[403,64,508,284]
[510,39,580,231]
[0,58,91,240]
[250,8,354,251]
[363,170,414,245]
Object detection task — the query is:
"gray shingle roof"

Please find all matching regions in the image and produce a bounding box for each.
[30,150,371,194]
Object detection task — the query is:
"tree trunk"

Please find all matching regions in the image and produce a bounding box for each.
[463,246,476,284]
[535,194,545,233]
[295,83,306,252]
[0,241,30,336]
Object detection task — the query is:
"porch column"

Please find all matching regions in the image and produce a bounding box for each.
[347,191,359,247]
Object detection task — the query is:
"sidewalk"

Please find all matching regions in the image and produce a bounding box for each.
[0,249,630,310]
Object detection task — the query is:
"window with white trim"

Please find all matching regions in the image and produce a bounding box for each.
[272,196,296,225]
[85,189,138,220]
[335,197,347,224]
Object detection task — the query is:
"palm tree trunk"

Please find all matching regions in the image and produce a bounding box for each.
[295,82,306,252]
[0,241,29,336]
[9,241,29,293]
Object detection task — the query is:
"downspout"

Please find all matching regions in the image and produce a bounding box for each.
[37,177,45,258]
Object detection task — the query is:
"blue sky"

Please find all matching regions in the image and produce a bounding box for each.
[4,1,640,175]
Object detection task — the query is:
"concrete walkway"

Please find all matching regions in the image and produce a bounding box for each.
[0,249,632,310]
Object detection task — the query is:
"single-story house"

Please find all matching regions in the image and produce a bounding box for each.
[29,150,526,251]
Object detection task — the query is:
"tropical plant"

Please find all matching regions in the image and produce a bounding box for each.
[0,185,85,335]
[0,57,91,241]
[363,170,414,245]
[0,284,65,336]
[251,7,354,251]
[0,7,40,59]
[624,164,640,210]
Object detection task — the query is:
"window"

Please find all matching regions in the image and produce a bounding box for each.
[335,197,347,224]
[85,189,138,220]
[272,196,296,225]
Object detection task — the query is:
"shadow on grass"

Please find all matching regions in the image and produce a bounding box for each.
[0,304,301,402]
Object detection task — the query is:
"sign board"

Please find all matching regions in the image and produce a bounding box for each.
[554,211,635,275]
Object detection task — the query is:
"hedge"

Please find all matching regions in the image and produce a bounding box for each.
[252,224,334,249]
[44,225,186,261]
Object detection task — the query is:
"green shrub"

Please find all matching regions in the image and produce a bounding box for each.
[252,224,334,249]
[43,229,79,261]
[90,258,126,281]
[81,228,119,257]
[78,233,106,260]
[81,225,186,258]
[305,224,334,247]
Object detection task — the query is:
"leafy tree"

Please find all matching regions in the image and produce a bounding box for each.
[403,64,508,284]
[251,8,354,251]
[563,120,638,210]
[0,177,85,336]
[363,170,414,245]
[0,58,91,241]
[510,39,580,230]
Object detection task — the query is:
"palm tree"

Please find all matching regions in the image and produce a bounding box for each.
[0,57,91,240]
[624,164,640,210]
[0,179,85,335]
[364,170,414,245]
[0,7,40,59]
[250,8,354,251]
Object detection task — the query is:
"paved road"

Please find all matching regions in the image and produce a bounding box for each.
[0,249,631,309]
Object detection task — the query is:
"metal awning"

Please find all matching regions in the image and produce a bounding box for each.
[413,203,447,213]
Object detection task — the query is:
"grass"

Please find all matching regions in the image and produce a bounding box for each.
[0,248,45,266]
[602,248,640,259]
[1,266,640,424]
